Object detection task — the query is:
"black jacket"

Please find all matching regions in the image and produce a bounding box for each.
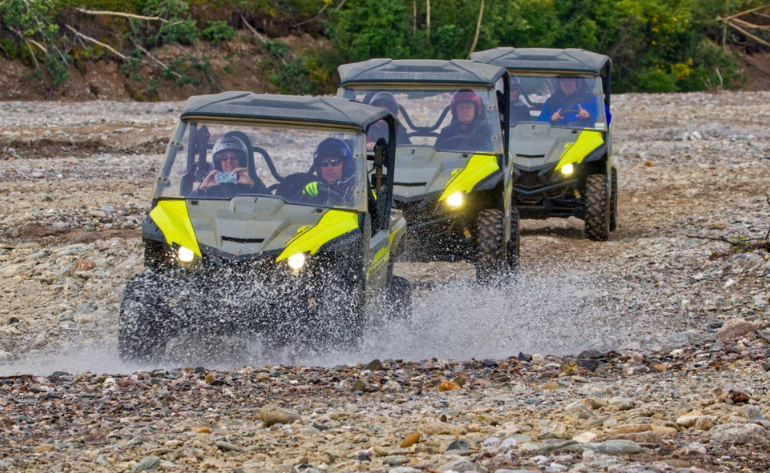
[435,120,492,152]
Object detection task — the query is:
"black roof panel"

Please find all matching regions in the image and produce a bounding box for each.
[338,59,507,86]
[470,48,611,74]
[180,91,391,130]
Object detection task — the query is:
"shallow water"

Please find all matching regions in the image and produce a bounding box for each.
[0,262,634,376]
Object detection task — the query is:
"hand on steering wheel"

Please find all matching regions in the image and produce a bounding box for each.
[300,180,346,206]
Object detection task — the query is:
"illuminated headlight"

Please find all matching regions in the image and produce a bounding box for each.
[176,246,196,263]
[560,163,574,176]
[287,253,307,271]
[446,192,464,208]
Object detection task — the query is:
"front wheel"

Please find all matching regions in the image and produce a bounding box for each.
[118,273,173,363]
[610,166,618,231]
[390,275,412,320]
[584,173,610,241]
[476,209,505,284]
[507,208,521,273]
[316,276,364,351]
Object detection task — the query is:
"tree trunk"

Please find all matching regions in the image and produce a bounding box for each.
[469,0,485,57]
[426,0,431,41]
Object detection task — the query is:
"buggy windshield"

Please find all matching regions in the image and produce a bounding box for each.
[155,121,368,211]
[338,88,503,154]
[509,75,607,130]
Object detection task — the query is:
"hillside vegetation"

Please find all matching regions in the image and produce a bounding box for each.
[0,0,768,99]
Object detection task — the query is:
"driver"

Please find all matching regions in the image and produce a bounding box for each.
[301,138,355,205]
[198,136,266,197]
[435,89,492,151]
[366,92,411,148]
[537,77,597,126]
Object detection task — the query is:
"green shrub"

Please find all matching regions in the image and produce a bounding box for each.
[202,20,235,44]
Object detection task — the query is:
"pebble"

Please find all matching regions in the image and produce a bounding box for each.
[2,92,770,472]
[260,405,300,426]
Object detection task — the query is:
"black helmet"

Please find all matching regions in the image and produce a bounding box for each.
[369,92,399,116]
[212,136,248,170]
[314,137,354,182]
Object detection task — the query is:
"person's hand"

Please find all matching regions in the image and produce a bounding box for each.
[577,104,590,119]
[199,170,218,190]
[551,108,563,122]
[233,168,254,188]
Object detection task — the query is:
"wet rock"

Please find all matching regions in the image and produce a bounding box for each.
[400,432,419,448]
[260,405,300,426]
[694,416,716,431]
[421,420,467,436]
[438,459,488,473]
[446,438,471,453]
[709,423,770,445]
[717,319,757,344]
[131,456,160,472]
[610,431,663,445]
[676,410,703,427]
[365,359,383,371]
[439,380,462,392]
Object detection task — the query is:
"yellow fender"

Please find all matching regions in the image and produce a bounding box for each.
[276,210,359,262]
[149,200,201,256]
[439,154,500,202]
[555,130,605,171]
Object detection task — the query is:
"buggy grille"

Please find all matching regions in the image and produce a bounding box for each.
[222,236,265,244]
[516,170,554,189]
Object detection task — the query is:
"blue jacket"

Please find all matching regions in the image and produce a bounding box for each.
[537,92,599,128]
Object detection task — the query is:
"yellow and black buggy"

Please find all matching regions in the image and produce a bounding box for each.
[119,92,410,362]
[337,59,519,282]
[471,48,617,241]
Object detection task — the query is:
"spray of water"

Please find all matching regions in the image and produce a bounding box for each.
[0,260,639,376]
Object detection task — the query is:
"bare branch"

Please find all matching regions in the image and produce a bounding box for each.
[335,0,347,12]
[76,7,167,23]
[727,20,770,49]
[293,2,329,27]
[65,25,129,62]
[131,39,182,79]
[721,4,770,22]
[732,17,770,31]
[240,15,267,43]
[10,28,47,54]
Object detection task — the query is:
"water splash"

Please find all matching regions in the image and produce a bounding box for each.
[0,262,635,376]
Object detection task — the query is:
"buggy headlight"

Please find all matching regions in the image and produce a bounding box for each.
[560,163,574,176]
[287,253,307,271]
[446,192,464,208]
[176,246,196,263]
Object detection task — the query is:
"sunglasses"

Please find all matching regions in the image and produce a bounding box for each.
[218,152,241,162]
[319,158,343,167]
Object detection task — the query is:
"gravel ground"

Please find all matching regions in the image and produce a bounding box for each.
[1,92,770,471]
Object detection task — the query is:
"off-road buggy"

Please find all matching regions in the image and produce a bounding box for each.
[471,48,617,241]
[337,59,519,282]
[119,92,410,362]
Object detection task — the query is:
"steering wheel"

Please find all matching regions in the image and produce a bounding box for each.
[557,108,589,120]
[440,134,474,151]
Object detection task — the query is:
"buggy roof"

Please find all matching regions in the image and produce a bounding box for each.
[338,59,507,87]
[470,48,611,75]
[180,91,391,131]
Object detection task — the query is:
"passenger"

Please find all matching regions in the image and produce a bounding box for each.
[509,78,532,124]
[366,92,411,148]
[301,137,355,205]
[197,136,267,197]
[435,89,492,151]
[537,77,597,126]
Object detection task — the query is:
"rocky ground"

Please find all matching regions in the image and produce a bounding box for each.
[1,91,770,471]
